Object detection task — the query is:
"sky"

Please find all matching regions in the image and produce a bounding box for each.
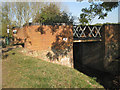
[0,0,119,25]
[119,1,120,22]
[61,1,119,25]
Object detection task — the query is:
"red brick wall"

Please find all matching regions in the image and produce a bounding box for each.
[14,25,73,51]
[14,25,73,67]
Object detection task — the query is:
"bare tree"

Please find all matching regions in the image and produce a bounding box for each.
[2,2,45,26]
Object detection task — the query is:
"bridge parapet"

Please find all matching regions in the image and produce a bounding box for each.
[73,25,103,42]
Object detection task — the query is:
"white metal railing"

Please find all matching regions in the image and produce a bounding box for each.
[73,25,102,38]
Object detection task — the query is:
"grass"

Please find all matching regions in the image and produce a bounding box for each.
[2,48,103,88]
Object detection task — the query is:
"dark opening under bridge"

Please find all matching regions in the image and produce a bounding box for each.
[73,24,120,73]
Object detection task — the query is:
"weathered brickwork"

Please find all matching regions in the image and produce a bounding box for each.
[13,25,73,67]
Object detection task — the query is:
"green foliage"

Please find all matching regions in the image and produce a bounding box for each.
[78,2,118,25]
[94,22,120,26]
[2,23,13,37]
[94,23,103,26]
[2,23,8,37]
[2,40,6,48]
[104,22,120,25]
[79,13,89,25]
[33,3,74,25]
[34,3,60,24]
[2,3,17,37]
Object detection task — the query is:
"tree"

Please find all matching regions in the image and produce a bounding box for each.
[79,13,89,25]
[78,0,120,75]
[2,2,11,37]
[11,2,44,26]
[33,3,74,25]
[2,2,44,26]
[33,3,61,24]
[78,1,119,24]
[1,2,44,37]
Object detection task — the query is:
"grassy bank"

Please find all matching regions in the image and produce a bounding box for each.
[2,48,103,88]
